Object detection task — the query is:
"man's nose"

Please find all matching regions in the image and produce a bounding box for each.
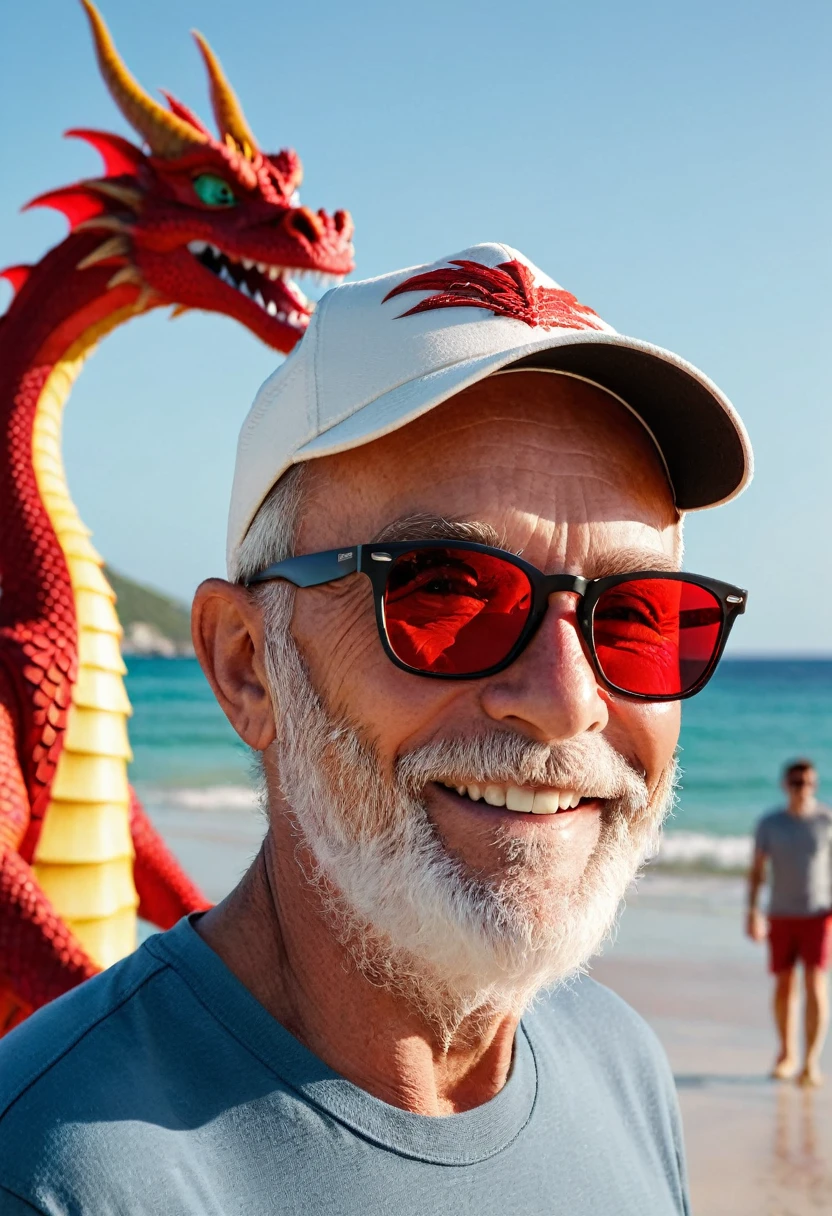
[479,594,609,742]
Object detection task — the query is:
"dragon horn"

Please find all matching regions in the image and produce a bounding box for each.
[80,0,207,159]
[191,31,259,157]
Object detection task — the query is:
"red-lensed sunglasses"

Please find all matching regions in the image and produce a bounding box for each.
[246,540,747,701]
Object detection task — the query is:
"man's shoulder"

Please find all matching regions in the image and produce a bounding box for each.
[756,808,787,835]
[0,932,194,1207]
[530,971,670,1077]
[527,972,681,1152]
[0,941,168,1123]
[0,921,318,1213]
[758,807,787,826]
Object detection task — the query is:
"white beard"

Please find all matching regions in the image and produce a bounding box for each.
[263,607,676,1042]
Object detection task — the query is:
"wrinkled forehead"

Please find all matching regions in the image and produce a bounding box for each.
[298,371,680,556]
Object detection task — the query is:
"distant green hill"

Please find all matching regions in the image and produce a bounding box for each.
[104,566,192,654]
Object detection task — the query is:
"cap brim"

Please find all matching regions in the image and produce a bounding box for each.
[294,327,752,513]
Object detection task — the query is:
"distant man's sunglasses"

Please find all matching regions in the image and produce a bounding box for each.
[246,540,747,701]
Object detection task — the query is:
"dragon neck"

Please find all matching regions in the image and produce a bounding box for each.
[0,241,155,969]
[0,231,158,629]
[28,316,141,969]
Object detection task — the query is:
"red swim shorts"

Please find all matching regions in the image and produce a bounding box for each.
[768,914,832,973]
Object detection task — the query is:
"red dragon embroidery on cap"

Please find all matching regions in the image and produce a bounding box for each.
[383,259,603,331]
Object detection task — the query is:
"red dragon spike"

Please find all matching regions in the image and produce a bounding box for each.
[64,128,146,178]
[22,185,111,230]
[0,266,32,297]
[158,92,213,140]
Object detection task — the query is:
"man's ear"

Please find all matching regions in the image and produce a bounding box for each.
[192,579,276,751]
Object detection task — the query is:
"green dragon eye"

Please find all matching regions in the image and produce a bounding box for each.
[192,174,237,207]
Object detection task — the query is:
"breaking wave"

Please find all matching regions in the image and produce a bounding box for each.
[153,785,259,811]
[657,830,753,871]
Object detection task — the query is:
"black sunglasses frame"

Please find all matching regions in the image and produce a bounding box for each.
[246,539,747,701]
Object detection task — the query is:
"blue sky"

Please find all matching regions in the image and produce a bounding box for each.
[1,0,830,652]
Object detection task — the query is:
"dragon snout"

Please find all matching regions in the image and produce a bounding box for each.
[284,206,324,243]
[281,206,354,248]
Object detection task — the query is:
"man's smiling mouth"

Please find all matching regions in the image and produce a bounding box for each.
[435,781,595,815]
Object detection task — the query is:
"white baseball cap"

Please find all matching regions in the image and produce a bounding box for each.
[227,241,753,573]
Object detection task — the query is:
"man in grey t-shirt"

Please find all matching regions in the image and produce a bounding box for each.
[0,241,754,1213]
[748,759,832,1086]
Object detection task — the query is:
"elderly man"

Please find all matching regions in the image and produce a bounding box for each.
[0,244,750,1214]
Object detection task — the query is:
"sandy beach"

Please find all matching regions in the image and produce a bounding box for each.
[149,798,832,1214]
[592,876,832,1215]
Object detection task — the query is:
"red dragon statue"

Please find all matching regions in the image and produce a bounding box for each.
[0,0,354,1033]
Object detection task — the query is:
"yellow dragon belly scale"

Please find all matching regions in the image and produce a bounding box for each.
[31,314,138,968]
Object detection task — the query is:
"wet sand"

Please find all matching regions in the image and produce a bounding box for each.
[150,801,832,1214]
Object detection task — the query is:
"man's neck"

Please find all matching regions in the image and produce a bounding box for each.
[788,797,817,817]
[195,832,519,1116]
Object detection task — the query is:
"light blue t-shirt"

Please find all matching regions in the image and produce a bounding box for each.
[755,806,832,917]
[0,918,689,1215]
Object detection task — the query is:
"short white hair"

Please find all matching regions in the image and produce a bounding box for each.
[231,464,307,586]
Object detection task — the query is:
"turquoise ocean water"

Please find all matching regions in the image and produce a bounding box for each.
[126,658,832,872]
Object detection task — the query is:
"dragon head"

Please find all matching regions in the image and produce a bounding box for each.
[21,0,354,353]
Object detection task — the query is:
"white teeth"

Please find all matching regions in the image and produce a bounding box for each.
[505,786,534,813]
[276,310,288,323]
[437,780,587,815]
[438,780,587,815]
[254,290,266,309]
[239,280,251,298]
[210,244,221,258]
[219,265,234,285]
[266,301,277,316]
[268,266,280,280]
[187,239,207,254]
[257,261,267,274]
[242,258,254,271]
[532,791,561,815]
